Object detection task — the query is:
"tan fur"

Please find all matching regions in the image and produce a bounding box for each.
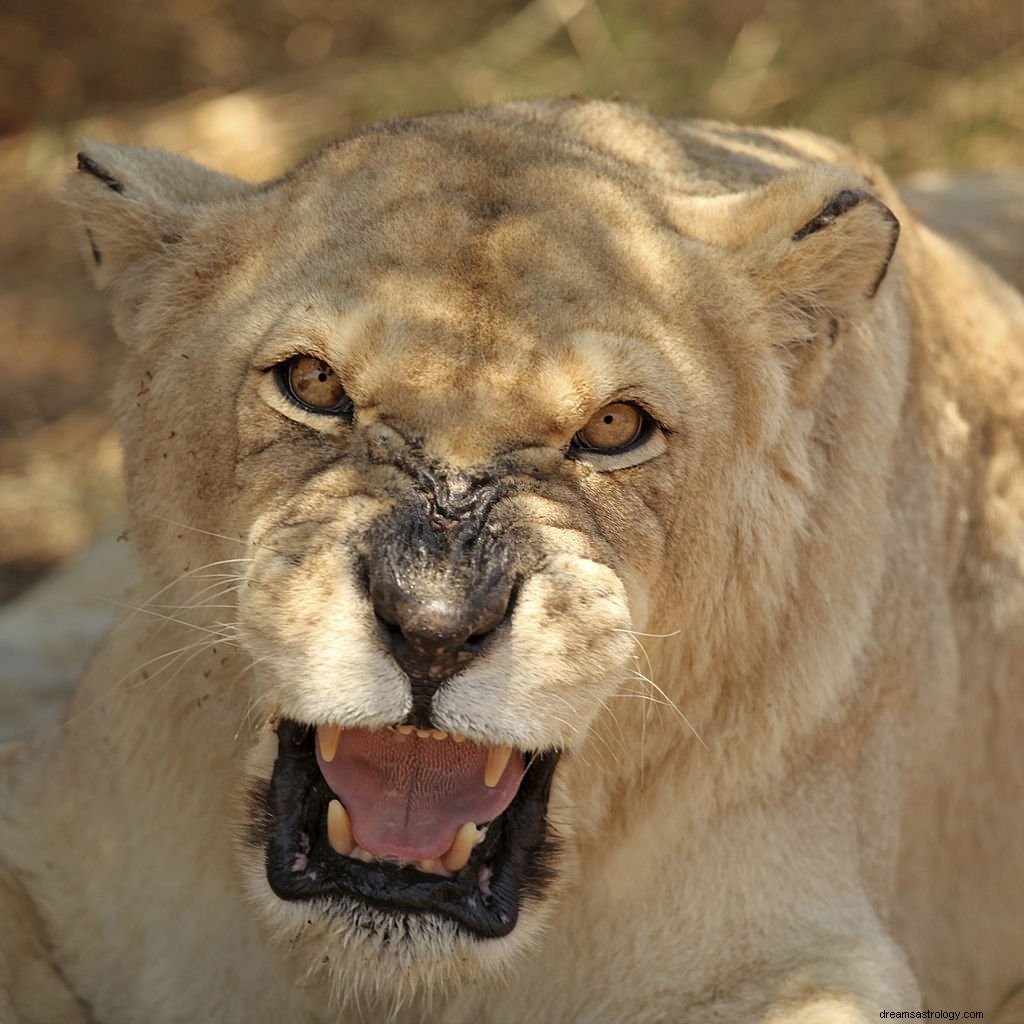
[1,99,1022,1022]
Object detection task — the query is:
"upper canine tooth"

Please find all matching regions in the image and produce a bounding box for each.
[441,822,479,873]
[326,799,354,856]
[484,745,513,788]
[318,724,342,763]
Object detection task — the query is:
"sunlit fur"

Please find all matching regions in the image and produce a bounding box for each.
[1,100,1023,1022]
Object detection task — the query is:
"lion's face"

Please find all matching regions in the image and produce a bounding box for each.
[68,102,901,1000]
[225,134,742,972]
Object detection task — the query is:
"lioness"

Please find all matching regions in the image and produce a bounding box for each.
[1,99,1022,1023]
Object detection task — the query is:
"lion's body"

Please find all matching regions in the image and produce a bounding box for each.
[1,100,1022,1023]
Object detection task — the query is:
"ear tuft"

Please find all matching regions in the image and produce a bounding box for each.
[76,152,128,195]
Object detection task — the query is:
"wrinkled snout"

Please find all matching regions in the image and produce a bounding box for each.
[368,560,516,684]
[362,485,519,717]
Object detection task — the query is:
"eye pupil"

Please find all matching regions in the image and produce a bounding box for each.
[281,355,351,415]
[574,402,646,453]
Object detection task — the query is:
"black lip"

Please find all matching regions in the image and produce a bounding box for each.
[262,720,560,938]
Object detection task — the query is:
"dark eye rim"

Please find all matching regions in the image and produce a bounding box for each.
[272,355,354,418]
[566,402,661,458]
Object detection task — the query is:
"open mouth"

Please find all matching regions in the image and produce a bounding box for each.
[262,720,560,938]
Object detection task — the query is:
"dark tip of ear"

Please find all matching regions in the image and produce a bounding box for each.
[792,189,870,241]
[76,152,126,195]
[85,227,102,266]
[793,188,901,298]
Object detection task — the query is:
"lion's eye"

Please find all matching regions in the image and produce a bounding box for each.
[572,402,646,453]
[279,355,352,416]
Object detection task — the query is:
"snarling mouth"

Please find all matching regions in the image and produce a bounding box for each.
[262,720,560,938]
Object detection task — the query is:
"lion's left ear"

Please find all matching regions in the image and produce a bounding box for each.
[754,187,900,346]
[684,169,901,347]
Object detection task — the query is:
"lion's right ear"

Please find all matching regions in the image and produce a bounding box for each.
[65,142,248,309]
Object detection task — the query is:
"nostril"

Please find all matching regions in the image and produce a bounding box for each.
[375,611,401,639]
[367,567,515,686]
[463,580,518,647]
[463,631,490,655]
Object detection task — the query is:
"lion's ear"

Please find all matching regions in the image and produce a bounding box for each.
[65,142,248,335]
[754,186,901,345]
[685,169,900,346]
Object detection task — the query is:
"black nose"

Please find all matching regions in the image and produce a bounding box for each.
[368,566,515,686]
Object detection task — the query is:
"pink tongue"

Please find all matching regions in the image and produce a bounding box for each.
[316,729,524,862]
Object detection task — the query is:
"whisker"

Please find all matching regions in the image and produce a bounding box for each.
[613,627,683,640]
[110,557,254,634]
[622,669,709,752]
[148,514,284,557]
[104,599,241,638]
[131,636,239,699]
[149,514,250,548]
[51,632,225,736]
[138,580,245,615]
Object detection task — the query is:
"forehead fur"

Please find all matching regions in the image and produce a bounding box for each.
[199,101,805,461]
[244,100,836,297]
[70,98,893,475]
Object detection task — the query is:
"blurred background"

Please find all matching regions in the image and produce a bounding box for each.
[0,0,1022,605]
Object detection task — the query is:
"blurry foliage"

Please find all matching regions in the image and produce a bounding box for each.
[0,0,1021,598]
[1,0,1021,171]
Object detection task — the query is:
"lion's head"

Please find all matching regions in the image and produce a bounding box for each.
[65,99,903,1006]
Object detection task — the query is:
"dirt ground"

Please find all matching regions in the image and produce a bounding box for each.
[1,0,1022,603]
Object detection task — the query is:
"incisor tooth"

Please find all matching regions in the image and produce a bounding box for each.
[326,800,354,856]
[415,729,432,739]
[451,733,466,743]
[318,724,342,763]
[484,745,513,788]
[419,859,437,871]
[397,725,415,736]
[431,730,448,740]
[441,822,479,873]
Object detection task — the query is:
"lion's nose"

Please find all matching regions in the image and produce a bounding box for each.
[368,567,515,688]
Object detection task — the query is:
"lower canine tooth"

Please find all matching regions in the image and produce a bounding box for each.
[484,745,513,788]
[441,822,479,873]
[318,724,342,763]
[326,800,354,856]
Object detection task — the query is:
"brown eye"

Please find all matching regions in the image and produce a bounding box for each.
[573,402,646,453]
[280,355,352,415]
